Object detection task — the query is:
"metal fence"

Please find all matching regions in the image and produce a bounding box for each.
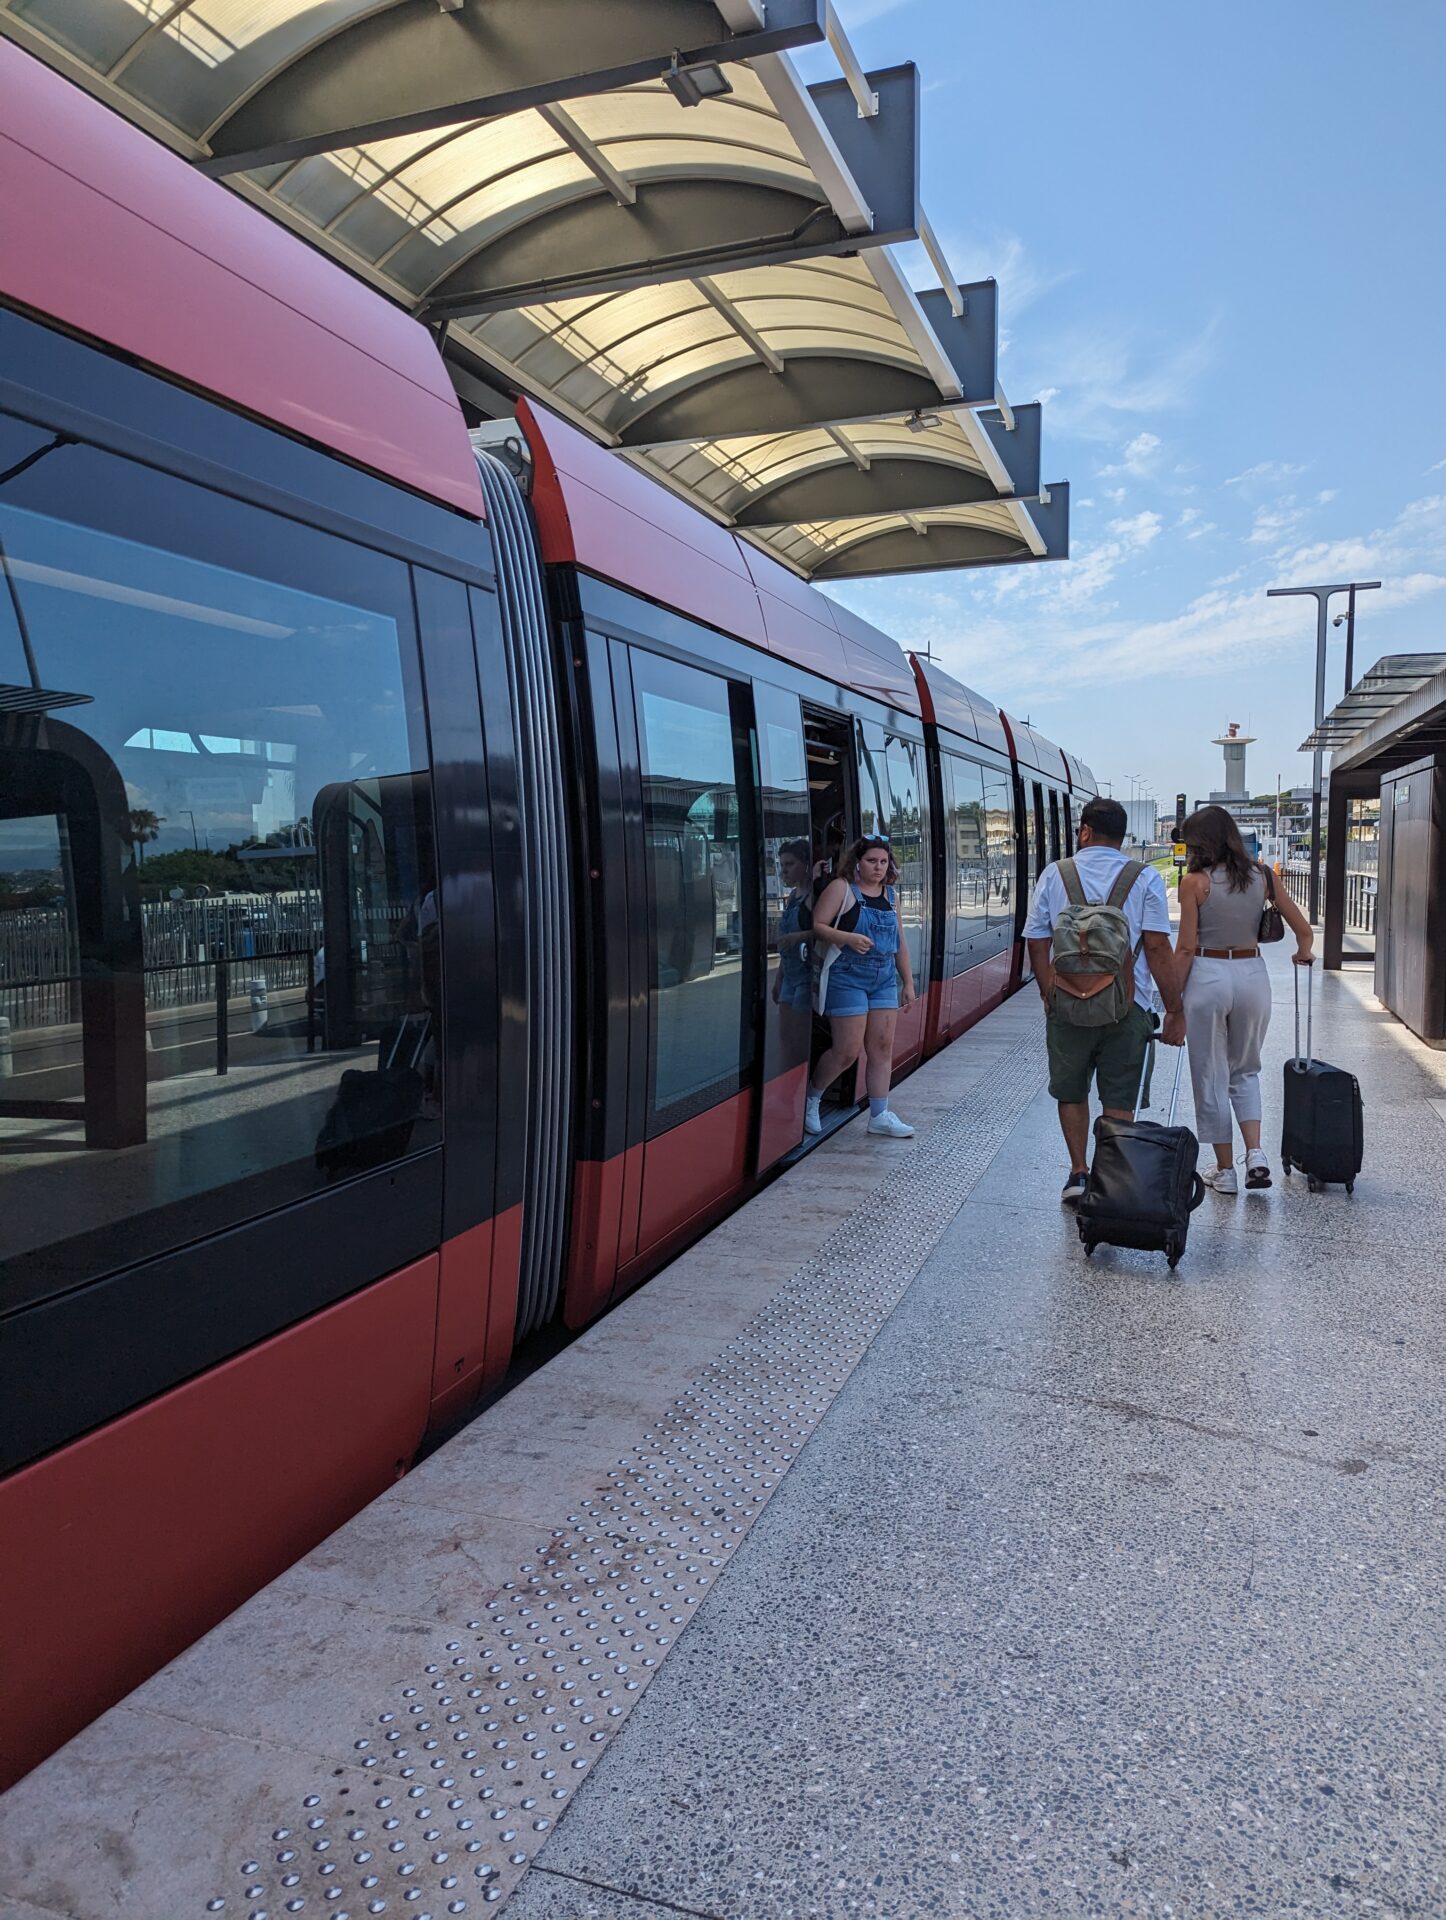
[0,890,337,1031]
[1279,863,1377,935]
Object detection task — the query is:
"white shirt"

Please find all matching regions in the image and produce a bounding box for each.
[1023,846,1171,1006]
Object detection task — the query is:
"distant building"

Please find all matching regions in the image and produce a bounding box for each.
[1122,797,1157,845]
[1208,723,1256,805]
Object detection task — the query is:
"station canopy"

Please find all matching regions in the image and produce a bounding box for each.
[0,0,1068,580]
[1301,655,1446,754]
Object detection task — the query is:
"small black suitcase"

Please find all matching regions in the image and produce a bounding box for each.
[1077,1033,1205,1269]
[1281,966,1363,1193]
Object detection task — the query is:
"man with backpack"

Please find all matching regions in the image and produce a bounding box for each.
[1023,796,1185,1205]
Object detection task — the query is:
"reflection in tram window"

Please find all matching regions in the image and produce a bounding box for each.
[756,686,814,1086]
[883,734,929,993]
[983,766,1016,939]
[0,431,436,1302]
[632,651,745,1131]
[948,755,989,965]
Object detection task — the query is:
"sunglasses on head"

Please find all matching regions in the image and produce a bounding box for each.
[861,834,890,848]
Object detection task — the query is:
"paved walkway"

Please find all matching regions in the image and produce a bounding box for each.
[2,948,1442,1920]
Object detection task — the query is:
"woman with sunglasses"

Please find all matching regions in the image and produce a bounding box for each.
[805,835,917,1139]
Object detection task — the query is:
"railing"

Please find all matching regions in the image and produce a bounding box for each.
[1280,862,1377,935]
[0,891,400,1033]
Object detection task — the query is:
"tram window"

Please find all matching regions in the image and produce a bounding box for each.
[982,767,1016,936]
[883,735,928,992]
[947,754,988,968]
[1048,790,1062,862]
[632,650,745,1132]
[0,424,437,1306]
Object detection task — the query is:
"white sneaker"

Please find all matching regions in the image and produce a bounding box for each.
[1202,1165,1238,1195]
[803,1092,823,1135]
[867,1109,915,1139]
[1244,1149,1272,1190]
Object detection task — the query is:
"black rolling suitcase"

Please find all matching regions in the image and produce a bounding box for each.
[1077,1032,1205,1270]
[1282,965,1363,1193]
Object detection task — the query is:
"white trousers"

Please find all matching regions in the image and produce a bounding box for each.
[1183,956,1273,1144]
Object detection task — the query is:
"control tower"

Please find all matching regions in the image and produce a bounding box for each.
[1209,722,1256,805]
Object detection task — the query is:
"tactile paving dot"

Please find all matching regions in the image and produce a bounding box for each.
[217,1034,1042,1914]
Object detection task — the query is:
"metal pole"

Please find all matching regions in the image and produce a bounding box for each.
[215,943,229,1076]
[1310,593,1328,924]
[1343,584,1356,694]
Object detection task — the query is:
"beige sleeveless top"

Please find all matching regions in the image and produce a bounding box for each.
[1197,864,1265,949]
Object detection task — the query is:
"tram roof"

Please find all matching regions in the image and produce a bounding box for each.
[0,0,1068,583]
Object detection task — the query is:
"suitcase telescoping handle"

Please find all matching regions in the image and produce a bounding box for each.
[1134,1017,1186,1125]
[1293,958,1314,1070]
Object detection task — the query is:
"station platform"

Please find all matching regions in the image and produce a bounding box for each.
[3,947,1443,1920]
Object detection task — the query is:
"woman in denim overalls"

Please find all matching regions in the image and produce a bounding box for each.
[806,835,917,1139]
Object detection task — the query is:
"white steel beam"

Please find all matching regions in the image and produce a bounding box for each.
[823,1,879,117]
[826,425,871,472]
[536,102,636,206]
[916,210,962,315]
[695,277,786,375]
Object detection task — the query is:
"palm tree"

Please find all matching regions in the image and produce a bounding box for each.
[128,808,163,864]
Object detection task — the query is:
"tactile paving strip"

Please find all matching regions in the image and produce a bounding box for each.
[213,1030,1044,1918]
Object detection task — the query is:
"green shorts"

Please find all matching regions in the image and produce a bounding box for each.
[1046,1001,1155,1110]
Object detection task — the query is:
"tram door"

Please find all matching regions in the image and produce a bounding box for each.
[755,699,855,1171]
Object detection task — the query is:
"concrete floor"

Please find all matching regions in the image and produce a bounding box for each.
[2,951,1442,1920]
[508,954,1445,1920]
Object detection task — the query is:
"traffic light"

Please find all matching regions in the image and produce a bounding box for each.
[1174,792,1187,838]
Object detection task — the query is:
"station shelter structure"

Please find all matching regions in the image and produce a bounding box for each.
[1307,653,1446,1044]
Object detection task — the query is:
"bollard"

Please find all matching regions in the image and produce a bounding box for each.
[249,976,268,1033]
[0,1013,11,1078]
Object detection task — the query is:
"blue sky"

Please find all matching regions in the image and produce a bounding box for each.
[801,0,1446,813]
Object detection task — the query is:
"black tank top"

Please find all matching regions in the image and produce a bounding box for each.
[837,883,895,934]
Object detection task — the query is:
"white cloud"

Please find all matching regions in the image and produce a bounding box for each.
[1110,510,1163,547]
[1034,386,1060,406]
[825,493,1446,704]
[1225,460,1307,488]
[1178,507,1201,526]
[1187,522,1217,540]
[1427,458,1446,475]
[1247,503,1308,545]
[1103,485,1127,504]
[1099,431,1163,479]
[1316,488,1339,504]
[1008,318,1217,443]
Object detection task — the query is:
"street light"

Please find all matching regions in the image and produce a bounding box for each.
[1265,578,1381,923]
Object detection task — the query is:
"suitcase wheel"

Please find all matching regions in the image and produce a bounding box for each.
[1167,1239,1182,1271]
[1307,1174,1323,1194]
[1346,1180,1355,1196]
[1281,1156,1291,1177]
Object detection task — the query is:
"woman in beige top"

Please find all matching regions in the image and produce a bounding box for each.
[1175,806,1313,1194]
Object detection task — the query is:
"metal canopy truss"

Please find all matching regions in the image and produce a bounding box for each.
[1300,655,1446,754]
[416,63,922,317]
[0,0,1069,582]
[453,261,995,447]
[759,481,1069,581]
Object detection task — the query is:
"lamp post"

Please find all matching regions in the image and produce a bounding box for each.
[1266,579,1381,922]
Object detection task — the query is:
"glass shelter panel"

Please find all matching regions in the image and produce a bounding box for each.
[0,422,437,1304]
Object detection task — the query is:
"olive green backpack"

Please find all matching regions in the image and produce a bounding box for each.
[1049,858,1144,1027]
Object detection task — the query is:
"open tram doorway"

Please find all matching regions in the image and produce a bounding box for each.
[801,707,859,1130]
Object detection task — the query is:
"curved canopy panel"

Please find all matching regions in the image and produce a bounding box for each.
[775,483,1070,581]
[641,403,1043,527]
[1,0,1070,583]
